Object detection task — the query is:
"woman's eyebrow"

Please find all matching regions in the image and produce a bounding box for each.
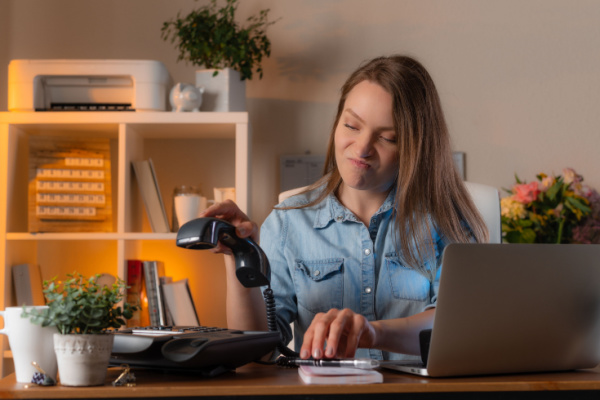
[344,108,394,132]
[344,108,365,123]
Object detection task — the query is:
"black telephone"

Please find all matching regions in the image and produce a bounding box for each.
[176,217,270,288]
[110,218,295,377]
[175,217,295,355]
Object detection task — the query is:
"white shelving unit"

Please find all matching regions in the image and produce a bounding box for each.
[0,111,249,377]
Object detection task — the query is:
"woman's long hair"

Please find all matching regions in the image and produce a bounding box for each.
[285,55,488,272]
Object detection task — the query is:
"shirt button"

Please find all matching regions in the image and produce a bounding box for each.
[336,216,343,222]
[364,249,371,256]
[365,287,372,294]
[314,270,320,277]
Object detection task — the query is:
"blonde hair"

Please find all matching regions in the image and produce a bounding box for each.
[285,55,488,271]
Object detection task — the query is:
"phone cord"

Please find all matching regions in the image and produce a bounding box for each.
[263,286,299,358]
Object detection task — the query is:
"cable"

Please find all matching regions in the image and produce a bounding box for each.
[263,286,299,358]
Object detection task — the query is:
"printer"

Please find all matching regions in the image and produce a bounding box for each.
[8,59,169,112]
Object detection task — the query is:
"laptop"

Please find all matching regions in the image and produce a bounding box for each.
[383,243,600,377]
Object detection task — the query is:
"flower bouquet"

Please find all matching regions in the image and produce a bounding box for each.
[501,168,600,244]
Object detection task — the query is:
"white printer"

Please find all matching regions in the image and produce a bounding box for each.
[8,59,169,112]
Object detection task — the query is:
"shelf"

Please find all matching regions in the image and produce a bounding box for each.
[0,111,248,124]
[6,232,177,241]
[0,112,248,140]
[0,111,249,378]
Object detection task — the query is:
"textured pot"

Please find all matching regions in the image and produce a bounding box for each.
[53,333,114,386]
[195,68,246,112]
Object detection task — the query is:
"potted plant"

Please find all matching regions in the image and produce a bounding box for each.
[161,0,278,111]
[22,272,138,386]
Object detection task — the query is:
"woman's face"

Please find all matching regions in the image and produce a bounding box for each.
[334,80,399,195]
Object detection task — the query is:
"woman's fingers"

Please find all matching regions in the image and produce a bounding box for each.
[198,200,259,253]
[301,309,375,359]
[324,310,351,358]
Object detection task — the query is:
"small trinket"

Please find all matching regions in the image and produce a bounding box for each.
[29,361,56,386]
[112,364,136,387]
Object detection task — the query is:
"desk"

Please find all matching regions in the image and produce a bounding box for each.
[2,364,600,399]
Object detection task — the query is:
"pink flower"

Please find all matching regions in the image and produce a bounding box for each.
[539,175,555,192]
[550,203,563,218]
[563,168,582,185]
[574,183,594,199]
[513,182,540,204]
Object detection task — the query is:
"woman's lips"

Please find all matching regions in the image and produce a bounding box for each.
[349,158,370,169]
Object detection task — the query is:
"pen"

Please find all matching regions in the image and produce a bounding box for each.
[287,358,380,369]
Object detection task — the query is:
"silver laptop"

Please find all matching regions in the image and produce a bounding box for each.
[384,243,600,377]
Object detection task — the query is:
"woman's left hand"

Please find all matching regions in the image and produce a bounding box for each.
[299,308,377,359]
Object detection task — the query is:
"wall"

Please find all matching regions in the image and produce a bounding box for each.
[2,0,600,225]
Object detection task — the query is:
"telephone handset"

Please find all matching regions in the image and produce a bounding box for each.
[176,217,297,357]
[176,217,270,288]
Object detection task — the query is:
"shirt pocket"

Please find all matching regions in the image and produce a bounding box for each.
[384,255,431,301]
[294,258,344,314]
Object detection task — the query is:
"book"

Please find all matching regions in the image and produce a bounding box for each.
[132,159,170,233]
[161,278,200,326]
[143,260,167,326]
[298,365,383,385]
[12,264,45,306]
[159,276,175,326]
[126,260,144,327]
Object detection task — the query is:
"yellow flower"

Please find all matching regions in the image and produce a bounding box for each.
[501,196,527,220]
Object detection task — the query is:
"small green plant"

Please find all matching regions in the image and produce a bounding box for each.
[22,272,138,335]
[161,0,277,80]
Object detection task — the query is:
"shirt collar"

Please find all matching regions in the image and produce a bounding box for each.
[314,187,396,229]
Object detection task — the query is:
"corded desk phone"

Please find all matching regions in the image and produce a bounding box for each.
[110,218,295,377]
[110,326,280,377]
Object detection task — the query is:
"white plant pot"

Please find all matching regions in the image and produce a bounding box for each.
[53,333,114,386]
[195,68,246,112]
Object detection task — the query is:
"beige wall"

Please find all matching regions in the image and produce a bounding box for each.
[3,0,600,224]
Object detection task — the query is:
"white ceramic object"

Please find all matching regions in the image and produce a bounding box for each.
[172,185,207,230]
[53,333,114,386]
[195,68,246,112]
[0,306,58,383]
[169,83,204,112]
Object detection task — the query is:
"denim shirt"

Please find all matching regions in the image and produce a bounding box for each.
[260,187,448,361]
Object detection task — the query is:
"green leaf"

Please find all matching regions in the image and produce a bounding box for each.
[546,179,562,201]
[565,196,592,213]
[20,271,139,334]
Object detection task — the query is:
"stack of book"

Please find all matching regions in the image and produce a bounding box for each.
[126,259,200,327]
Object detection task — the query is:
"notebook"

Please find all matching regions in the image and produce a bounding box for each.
[383,243,600,377]
[298,365,383,384]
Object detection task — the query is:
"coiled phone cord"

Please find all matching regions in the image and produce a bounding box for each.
[263,287,299,358]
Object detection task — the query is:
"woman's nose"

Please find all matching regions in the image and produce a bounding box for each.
[354,132,374,158]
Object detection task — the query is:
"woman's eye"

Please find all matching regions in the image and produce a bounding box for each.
[344,123,358,131]
[381,136,397,144]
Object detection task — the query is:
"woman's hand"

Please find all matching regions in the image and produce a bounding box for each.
[199,200,259,254]
[300,308,377,359]
[199,200,267,332]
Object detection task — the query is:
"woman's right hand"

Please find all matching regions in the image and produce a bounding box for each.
[198,200,259,255]
[200,200,268,332]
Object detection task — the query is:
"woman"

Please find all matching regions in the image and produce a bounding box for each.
[201,55,488,361]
